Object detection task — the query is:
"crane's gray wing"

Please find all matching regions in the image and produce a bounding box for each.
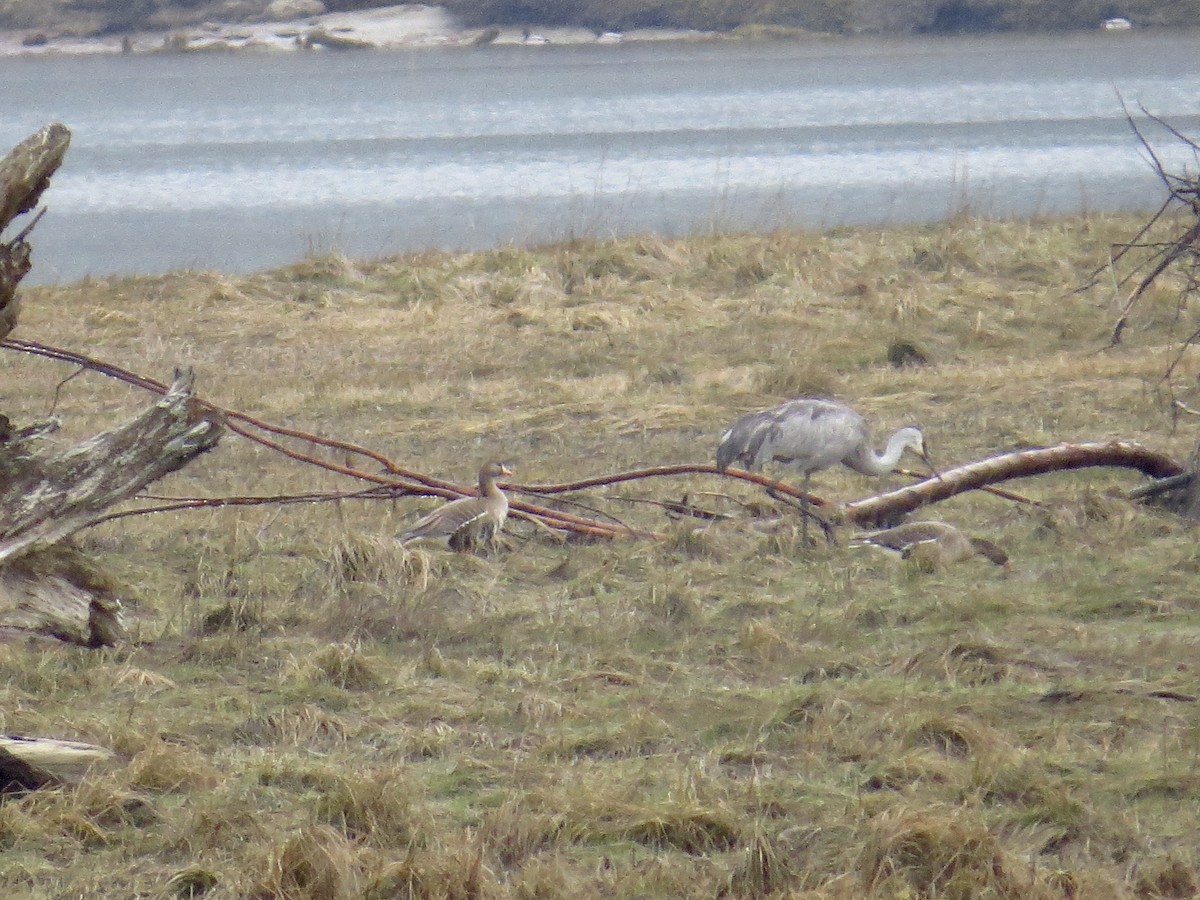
[760,399,869,472]
[718,398,868,473]
[717,407,780,472]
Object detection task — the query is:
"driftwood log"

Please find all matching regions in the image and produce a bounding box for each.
[0,124,224,647]
[0,371,222,645]
[0,735,113,793]
[843,440,1184,527]
[0,123,70,340]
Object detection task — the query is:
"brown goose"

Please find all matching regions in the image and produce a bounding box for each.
[400,461,513,551]
[850,521,1010,570]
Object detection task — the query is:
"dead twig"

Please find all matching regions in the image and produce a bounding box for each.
[511,464,817,503]
[604,494,733,522]
[1099,99,1200,348]
[1126,472,1194,501]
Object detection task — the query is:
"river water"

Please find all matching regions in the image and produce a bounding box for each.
[1,30,1199,283]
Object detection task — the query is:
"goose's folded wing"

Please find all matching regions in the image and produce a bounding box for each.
[402,497,490,542]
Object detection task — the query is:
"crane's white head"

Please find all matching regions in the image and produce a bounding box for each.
[895,426,927,462]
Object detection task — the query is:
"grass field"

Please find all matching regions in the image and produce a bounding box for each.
[3,212,1200,898]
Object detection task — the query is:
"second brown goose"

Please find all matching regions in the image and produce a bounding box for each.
[850,521,1010,570]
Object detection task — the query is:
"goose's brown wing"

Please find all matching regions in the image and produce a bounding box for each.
[401,497,490,543]
[856,521,958,552]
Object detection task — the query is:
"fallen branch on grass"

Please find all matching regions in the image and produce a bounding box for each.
[0,735,113,793]
[2,340,1189,543]
[605,494,735,522]
[1126,471,1193,501]
[3,340,811,542]
[843,440,1183,527]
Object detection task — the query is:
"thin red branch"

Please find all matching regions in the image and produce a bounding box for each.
[511,464,819,503]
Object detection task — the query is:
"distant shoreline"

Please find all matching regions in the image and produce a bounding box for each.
[0,1,1164,59]
[0,4,726,58]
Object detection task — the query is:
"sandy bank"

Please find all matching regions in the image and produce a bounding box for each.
[0,4,717,56]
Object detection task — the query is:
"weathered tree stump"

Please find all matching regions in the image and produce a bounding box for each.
[0,123,70,340]
[0,124,224,647]
[0,371,222,646]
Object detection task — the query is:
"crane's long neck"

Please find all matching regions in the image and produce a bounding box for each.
[846,429,915,476]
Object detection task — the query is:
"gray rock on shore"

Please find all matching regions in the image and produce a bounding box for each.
[263,0,325,21]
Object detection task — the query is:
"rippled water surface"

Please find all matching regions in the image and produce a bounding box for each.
[2,31,1199,282]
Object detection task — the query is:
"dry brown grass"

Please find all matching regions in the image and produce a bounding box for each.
[3,213,1200,897]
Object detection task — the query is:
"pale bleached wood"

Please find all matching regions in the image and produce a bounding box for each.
[843,440,1183,527]
[0,123,71,339]
[0,370,221,645]
[0,369,222,564]
[0,545,125,646]
[0,735,112,792]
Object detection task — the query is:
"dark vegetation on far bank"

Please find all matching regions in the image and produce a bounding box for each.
[439,0,1200,35]
[2,0,1197,38]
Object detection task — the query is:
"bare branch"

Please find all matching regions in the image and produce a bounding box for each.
[1101,103,1200,348]
[3,340,1189,543]
[843,440,1182,527]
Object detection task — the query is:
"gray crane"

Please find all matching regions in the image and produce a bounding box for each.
[400,461,513,552]
[715,398,928,541]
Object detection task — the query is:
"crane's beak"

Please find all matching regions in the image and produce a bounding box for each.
[918,441,944,483]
